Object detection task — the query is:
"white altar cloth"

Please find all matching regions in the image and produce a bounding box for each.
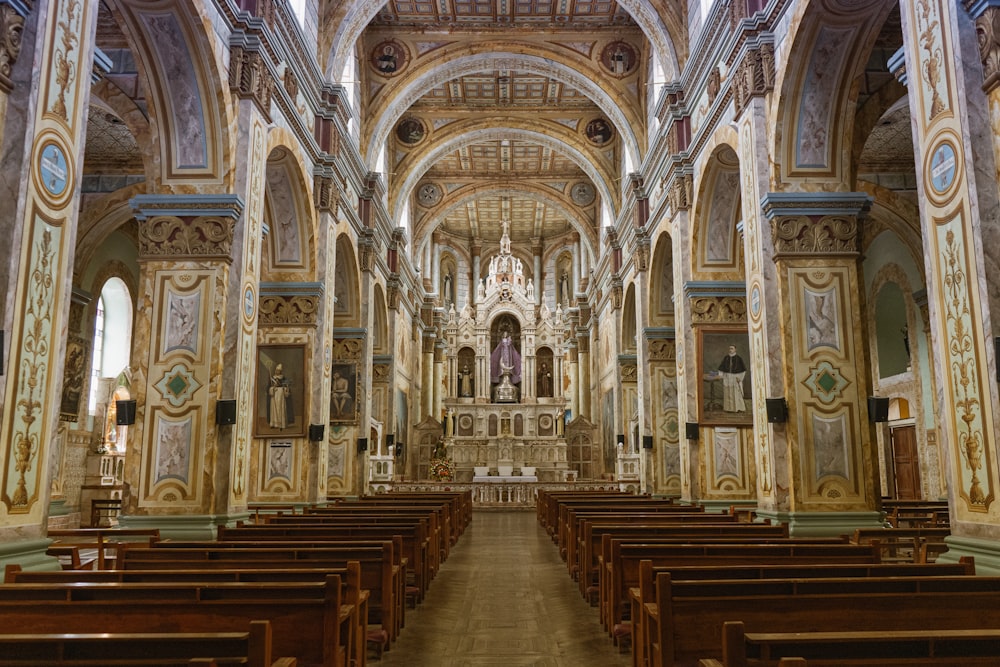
[473,476,538,483]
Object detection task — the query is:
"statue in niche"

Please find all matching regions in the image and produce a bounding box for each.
[459,364,473,397]
[491,329,522,385]
[538,362,552,397]
[559,271,570,306]
[442,270,453,307]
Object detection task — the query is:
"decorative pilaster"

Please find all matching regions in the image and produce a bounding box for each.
[0,1,27,95]
[732,39,775,118]
[229,34,274,122]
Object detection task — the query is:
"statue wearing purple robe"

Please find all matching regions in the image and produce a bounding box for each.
[490,331,522,384]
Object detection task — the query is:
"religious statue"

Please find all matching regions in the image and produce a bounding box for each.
[538,362,552,397]
[459,363,473,397]
[559,271,570,305]
[490,330,522,385]
[717,345,747,413]
[443,270,453,307]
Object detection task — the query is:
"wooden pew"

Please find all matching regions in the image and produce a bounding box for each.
[46,528,160,569]
[124,542,399,645]
[632,559,976,667]
[305,504,448,568]
[0,575,355,667]
[557,500,694,560]
[602,540,877,639]
[0,620,295,667]
[536,491,632,538]
[704,620,1000,667]
[647,574,1000,667]
[576,521,786,598]
[849,526,950,563]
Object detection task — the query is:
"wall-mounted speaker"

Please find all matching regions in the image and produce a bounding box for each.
[357,438,368,452]
[215,399,237,425]
[309,424,325,441]
[616,434,625,446]
[685,422,699,441]
[386,434,394,449]
[765,398,788,424]
[868,396,890,423]
[642,435,654,450]
[395,443,404,457]
[115,399,137,426]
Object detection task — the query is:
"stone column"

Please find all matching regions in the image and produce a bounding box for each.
[898,1,1000,567]
[572,233,582,302]
[0,0,99,570]
[566,341,579,419]
[532,238,543,306]
[431,233,441,299]
[632,236,652,493]
[421,335,435,420]
[576,330,591,420]
[120,196,249,539]
[759,194,882,533]
[471,239,481,304]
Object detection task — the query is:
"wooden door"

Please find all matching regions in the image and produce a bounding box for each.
[890,425,921,499]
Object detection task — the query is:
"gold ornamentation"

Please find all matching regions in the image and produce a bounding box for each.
[621,364,637,381]
[314,175,339,214]
[915,0,947,120]
[50,1,81,121]
[770,215,859,256]
[689,296,748,324]
[259,294,319,326]
[6,228,56,511]
[138,216,235,259]
[941,230,991,509]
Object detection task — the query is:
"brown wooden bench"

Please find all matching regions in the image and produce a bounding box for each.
[849,526,951,563]
[309,501,454,560]
[124,542,399,645]
[557,500,696,560]
[0,620,294,667]
[602,540,877,641]
[536,490,632,536]
[647,574,1000,667]
[632,558,977,667]
[0,575,354,667]
[46,528,161,569]
[702,621,1000,667]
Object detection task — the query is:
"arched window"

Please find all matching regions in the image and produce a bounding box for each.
[88,278,133,414]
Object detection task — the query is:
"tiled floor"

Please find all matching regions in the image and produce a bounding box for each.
[375,511,632,666]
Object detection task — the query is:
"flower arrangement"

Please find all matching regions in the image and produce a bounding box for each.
[429,457,454,481]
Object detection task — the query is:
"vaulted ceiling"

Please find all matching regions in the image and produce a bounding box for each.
[360,0,659,255]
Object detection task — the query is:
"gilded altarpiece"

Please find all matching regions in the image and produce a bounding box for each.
[900,0,999,527]
[1,0,99,523]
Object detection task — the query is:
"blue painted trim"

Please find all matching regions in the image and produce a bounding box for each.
[332,328,367,339]
[759,192,872,219]
[259,282,324,297]
[966,0,1000,19]
[0,1,30,17]
[888,47,907,86]
[130,194,245,220]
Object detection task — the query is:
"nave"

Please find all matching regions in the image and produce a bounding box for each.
[378,511,630,667]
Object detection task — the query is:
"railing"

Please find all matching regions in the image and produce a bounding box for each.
[388,481,619,509]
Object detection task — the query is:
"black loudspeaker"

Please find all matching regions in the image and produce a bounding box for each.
[215,399,237,425]
[115,399,137,425]
[868,396,890,423]
[765,398,788,424]
[386,434,394,449]
[642,435,654,450]
[995,337,1000,382]
[685,422,699,440]
[357,438,368,452]
[395,443,404,457]
[309,424,325,441]
[616,434,625,446]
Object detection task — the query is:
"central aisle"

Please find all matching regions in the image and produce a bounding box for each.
[377,510,632,666]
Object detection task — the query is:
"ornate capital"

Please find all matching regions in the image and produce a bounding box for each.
[229,42,273,121]
[667,172,693,214]
[386,276,401,309]
[610,277,623,310]
[648,337,676,362]
[373,363,391,384]
[258,294,319,326]
[314,175,339,215]
[733,41,775,116]
[137,216,235,260]
[976,6,1000,92]
[690,296,748,324]
[359,229,377,272]
[634,233,650,272]
[0,4,24,93]
[769,215,860,257]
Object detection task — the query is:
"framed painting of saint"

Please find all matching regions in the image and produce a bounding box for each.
[256,345,306,437]
[698,328,753,426]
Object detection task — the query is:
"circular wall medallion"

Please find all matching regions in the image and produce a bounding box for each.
[585,117,614,146]
[417,182,442,207]
[600,41,638,77]
[570,182,595,206]
[242,284,256,322]
[749,282,762,322]
[929,141,957,195]
[370,40,409,77]
[459,414,473,431]
[39,142,69,197]
[396,117,426,146]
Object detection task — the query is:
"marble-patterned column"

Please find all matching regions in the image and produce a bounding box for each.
[899,0,1000,569]
[431,233,441,298]
[576,330,591,420]
[532,238,542,306]
[566,341,579,419]
[121,196,247,539]
[632,244,652,493]
[433,341,446,422]
[758,193,882,534]
[572,233,582,302]
[471,240,481,304]
[0,0,99,571]
[421,335,435,421]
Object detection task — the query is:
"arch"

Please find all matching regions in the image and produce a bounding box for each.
[107,0,236,190]
[263,145,316,278]
[334,234,361,327]
[266,128,319,277]
[394,124,617,235]
[649,233,675,327]
[622,284,638,354]
[771,0,896,188]
[691,144,743,279]
[372,285,389,355]
[323,0,680,92]
[414,181,599,260]
[365,48,643,170]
